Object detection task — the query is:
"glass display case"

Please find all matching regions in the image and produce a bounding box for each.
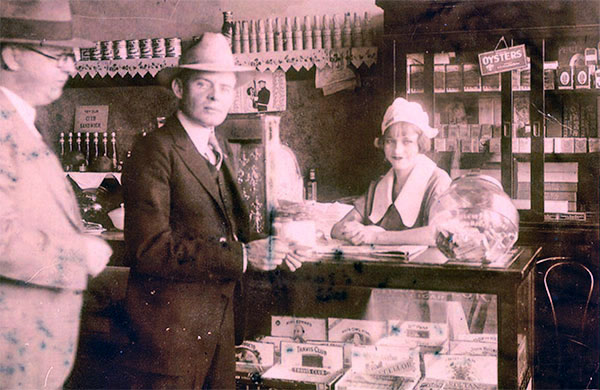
[237,246,541,390]
[377,0,599,224]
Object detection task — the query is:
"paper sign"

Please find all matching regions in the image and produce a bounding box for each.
[478,45,528,76]
[74,105,108,133]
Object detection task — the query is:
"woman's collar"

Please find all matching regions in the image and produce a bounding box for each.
[368,154,437,227]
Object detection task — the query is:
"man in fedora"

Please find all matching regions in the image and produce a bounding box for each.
[0,1,112,388]
[121,32,304,389]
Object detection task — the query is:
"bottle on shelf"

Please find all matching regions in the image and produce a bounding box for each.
[283,17,292,51]
[232,21,241,54]
[332,14,342,49]
[322,15,332,49]
[265,19,274,52]
[274,18,284,52]
[292,17,303,50]
[257,19,266,52]
[221,11,234,47]
[241,21,250,53]
[59,132,66,170]
[362,11,373,46]
[352,13,363,47]
[111,132,119,171]
[312,15,322,50]
[85,132,91,166]
[249,20,257,53]
[306,168,318,202]
[342,12,352,48]
[303,16,313,50]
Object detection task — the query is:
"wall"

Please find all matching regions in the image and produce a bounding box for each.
[36,0,390,201]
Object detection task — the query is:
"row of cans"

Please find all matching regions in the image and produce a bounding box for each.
[80,37,182,61]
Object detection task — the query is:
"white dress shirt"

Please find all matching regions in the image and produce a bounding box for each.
[177,110,222,170]
[0,86,41,139]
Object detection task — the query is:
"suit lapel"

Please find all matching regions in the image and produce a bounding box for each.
[0,90,82,231]
[168,118,223,208]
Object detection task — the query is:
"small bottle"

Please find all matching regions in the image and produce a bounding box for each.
[332,14,342,48]
[342,13,352,48]
[85,132,90,166]
[362,11,373,46]
[221,11,234,46]
[257,19,266,52]
[59,132,66,169]
[249,20,257,53]
[232,21,241,54]
[312,15,322,49]
[111,132,118,170]
[241,21,250,53]
[283,17,292,51]
[93,132,99,160]
[76,132,82,152]
[352,13,363,47]
[303,16,313,50]
[102,132,108,157]
[274,17,283,51]
[322,15,332,49]
[265,18,274,52]
[68,132,73,153]
[292,17,303,50]
[306,168,317,201]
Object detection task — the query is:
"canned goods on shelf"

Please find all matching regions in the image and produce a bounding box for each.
[113,40,127,59]
[90,41,102,60]
[152,37,166,58]
[139,38,153,58]
[166,37,182,57]
[100,40,114,60]
[79,48,91,61]
[126,39,141,59]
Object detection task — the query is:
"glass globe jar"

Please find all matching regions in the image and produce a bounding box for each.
[429,173,519,263]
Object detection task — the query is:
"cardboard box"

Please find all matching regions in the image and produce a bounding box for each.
[574,138,588,153]
[417,354,498,389]
[557,67,573,89]
[380,321,449,354]
[327,318,387,346]
[588,138,600,152]
[261,342,344,389]
[463,64,481,92]
[449,341,498,356]
[235,341,276,373]
[434,65,446,93]
[335,345,420,390]
[445,65,462,92]
[554,138,575,153]
[271,316,327,342]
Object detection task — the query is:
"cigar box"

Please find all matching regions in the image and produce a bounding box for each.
[416,354,498,389]
[574,67,591,89]
[327,318,387,345]
[271,316,327,342]
[449,341,498,356]
[335,345,421,390]
[235,340,276,373]
[379,321,449,354]
[261,342,344,389]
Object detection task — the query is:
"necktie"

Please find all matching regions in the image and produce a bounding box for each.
[208,133,223,168]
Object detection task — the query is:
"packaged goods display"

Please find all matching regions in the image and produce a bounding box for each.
[271,316,327,342]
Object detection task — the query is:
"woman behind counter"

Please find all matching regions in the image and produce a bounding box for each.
[331,98,451,246]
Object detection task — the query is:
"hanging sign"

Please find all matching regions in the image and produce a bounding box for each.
[74,105,109,133]
[478,44,528,76]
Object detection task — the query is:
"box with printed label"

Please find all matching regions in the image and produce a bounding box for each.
[261,342,344,389]
[235,340,276,373]
[416,354,498,390]
[379,320,449,354]
[271,316,327,342]
[336,345,421,390]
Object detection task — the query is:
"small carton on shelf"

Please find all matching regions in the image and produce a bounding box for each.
[574,138,588,153]
[410,64,425,94]
[554,137,575,153]
[589,138,600,152]
[482,73,501,92]
[271,316,327,342]
[445,65,462,92]
[335,345,421,390]
[416,354,498,390]
[544,138,555,153]
[434,65,446,93]
[519,138,531,154]
[574,66,591,89]
[261,341,344,389]
[557,67,573,89]
[463,64,481,92]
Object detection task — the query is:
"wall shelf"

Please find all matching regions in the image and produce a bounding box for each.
[74,47,378,78]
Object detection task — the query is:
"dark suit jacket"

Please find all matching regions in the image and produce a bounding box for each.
[121,115,250,378]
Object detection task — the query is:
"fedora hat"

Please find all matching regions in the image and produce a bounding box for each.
[0,0,93,48]
[158,32,254,85]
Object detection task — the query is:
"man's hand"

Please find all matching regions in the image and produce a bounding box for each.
[246,237,289,271]
[84,236,113,277]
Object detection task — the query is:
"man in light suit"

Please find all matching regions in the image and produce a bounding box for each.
[0,1,112,388]
[122,33,304,389]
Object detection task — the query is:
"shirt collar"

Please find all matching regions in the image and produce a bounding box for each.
[368,154,437,228]
[0,86,40,139]
[176,110,222,169]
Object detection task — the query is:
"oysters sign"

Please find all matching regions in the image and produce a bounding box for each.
[478,44,528,76]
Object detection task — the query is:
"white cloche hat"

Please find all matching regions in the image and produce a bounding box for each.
[381,98,438,138]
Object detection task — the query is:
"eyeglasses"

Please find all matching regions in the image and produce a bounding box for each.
[23,46,76,67]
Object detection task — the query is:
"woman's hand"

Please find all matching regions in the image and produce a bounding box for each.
[341,221,385,245]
